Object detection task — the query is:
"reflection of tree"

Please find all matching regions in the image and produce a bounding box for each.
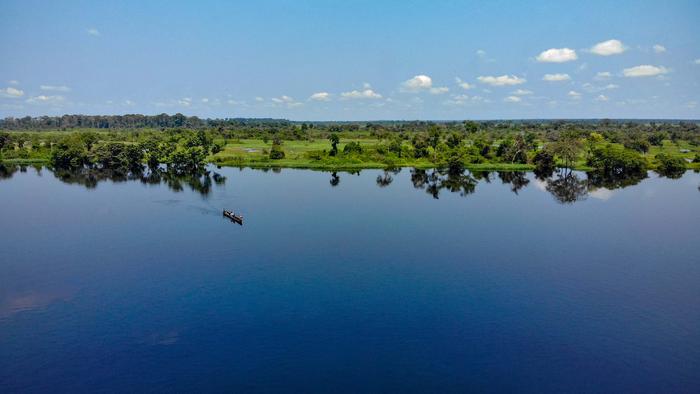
[498,171,530,194]
[545,169,588,204]
[329,172,340,187]
[471,170,492,183]
[0,164,20,180]
[49,165,225,196]
[376,171,393,187]
[656,167,685,180]
[586,170,646,190]
[410,167,477,199]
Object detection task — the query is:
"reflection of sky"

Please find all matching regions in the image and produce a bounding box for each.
[589,187,615,201]
[0,288,75,319]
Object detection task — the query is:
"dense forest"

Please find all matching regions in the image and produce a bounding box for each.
[1,115,698,182]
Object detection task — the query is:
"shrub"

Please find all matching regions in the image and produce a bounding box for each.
[654,153,685,178]
[269,143,285,159]
[587,144,647,176]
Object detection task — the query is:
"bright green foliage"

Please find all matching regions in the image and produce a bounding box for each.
[587,144,647,176]
[343,141,363,155]
[50,135,90,169]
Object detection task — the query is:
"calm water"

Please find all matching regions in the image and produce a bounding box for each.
[1,165,699,393]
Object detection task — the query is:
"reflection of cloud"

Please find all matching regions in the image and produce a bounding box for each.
[0,288,75,319]
[589,187,615,200]
[534,179,547,191]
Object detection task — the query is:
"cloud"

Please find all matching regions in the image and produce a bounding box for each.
[444,94,488,106]
[201,98,209,103]
[124,99,135,106]
[504,96,521,103]
[8,80,19,85]
[622,65,668,77]
[542,73,571,82]
[429,87,449,95]
[1,87,24,98]
[536,48,578,63]
[26,95,65,104]
[40,85,71,92]
[309,92,331,101]
[455,77,474,90]
[255,96,264,102]
[401,75,432,91]
[582,83,619,93]
[694,59,700,65]
[86,28,100,36]
[594,71,612,80]
[341,88,382,99]
[568,90,582,99]
[590,39,626,56]
[271,95,302,107]
[595,94,609,102]
[177,97,192,106]
[477,75,526,86]
[653,44,666,54]
[511,89,532,96]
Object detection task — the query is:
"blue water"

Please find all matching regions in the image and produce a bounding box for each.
[1,166,699,392]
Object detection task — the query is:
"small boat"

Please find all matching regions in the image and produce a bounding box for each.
[223,209,244,225]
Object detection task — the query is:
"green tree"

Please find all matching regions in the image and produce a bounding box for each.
[328,133,340,156]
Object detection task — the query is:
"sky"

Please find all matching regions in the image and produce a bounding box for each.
[1,0,699,120]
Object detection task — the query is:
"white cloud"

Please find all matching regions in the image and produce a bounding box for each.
[476,49,486,57]
[594,71,612,80]
[1,87,24,98]
[536,48,578,63]
[622,65,668,77]
[444,94,488,106]
[568,90,582,99]
[590,39,626,56]
[653,44,666,54]
[8,80,19,85]
[429,87,449,95]
[341,88,382,99]
[504,96,522,103]
[694,59,700,65]
[86,28,100,36]
[177,97,192,106]
[455,77,473,90]
[271,95,302,107]
[309,92,331,101]
[477,75,526,86]
[124,99,135,106]
[26,95,65,104]
[511,89,532,96]
[543,73,571,82]
[583,83,619,92]
[201,98,209,103]
[401,75,432,91]
[255,96,264,102]
[40,85,70,92]
[595,94,609,102]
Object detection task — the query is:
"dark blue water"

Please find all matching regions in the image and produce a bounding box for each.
[1,166,699,393]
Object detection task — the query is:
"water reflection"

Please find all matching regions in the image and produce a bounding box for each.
[0,164,226,196]
[410,168,477,199]
[544,169,589,204]
[0,164,686,203]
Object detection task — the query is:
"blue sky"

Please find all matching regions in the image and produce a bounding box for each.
[1,0,699,120]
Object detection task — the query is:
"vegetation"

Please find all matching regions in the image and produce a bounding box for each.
[1,117,699,175]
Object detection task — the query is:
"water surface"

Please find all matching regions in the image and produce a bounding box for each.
[1,166,699,392]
